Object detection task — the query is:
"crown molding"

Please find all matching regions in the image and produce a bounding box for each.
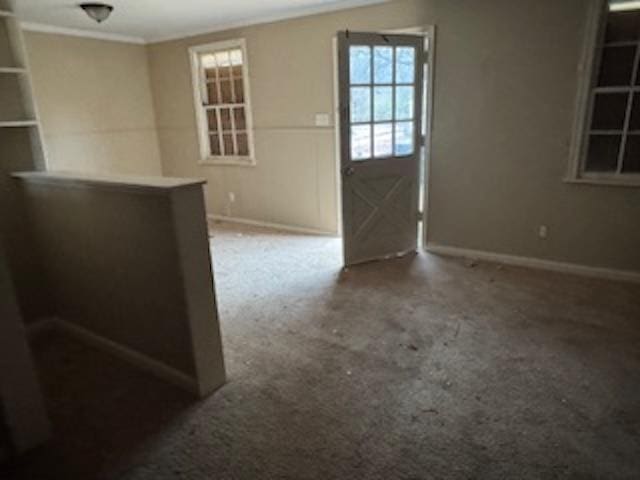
[147,0,390,44]
[19,0,389,45]
[20,21,146,45]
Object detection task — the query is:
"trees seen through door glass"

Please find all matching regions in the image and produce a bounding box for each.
[349,44,417,161]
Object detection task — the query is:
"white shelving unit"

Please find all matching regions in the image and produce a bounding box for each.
[0,0,50,454]
[0,66,25,73]
[0,120,38,127]
[0,0,46,166]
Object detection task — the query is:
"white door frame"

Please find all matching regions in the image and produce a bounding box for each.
[332,25,436,248]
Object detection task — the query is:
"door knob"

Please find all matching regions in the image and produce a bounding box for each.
[343,166,355,176]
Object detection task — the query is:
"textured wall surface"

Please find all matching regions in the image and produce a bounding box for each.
[25,32,163,176]
[20,180,198,376]
[147,0,640,272]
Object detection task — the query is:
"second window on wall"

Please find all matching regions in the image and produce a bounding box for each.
[190,39,255,166]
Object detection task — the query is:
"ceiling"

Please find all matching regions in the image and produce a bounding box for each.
[15,0,386,43]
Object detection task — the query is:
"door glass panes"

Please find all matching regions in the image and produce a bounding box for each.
[348,42,418,161]
[351,87,371,123]
[351,124,372,160]
[374,123,393,157]
[395,122,414,156]
[350,46,371,84]
[395,86,414,120]
[374,47,393,84]
[374,87,393,121]
[396,47,415,84]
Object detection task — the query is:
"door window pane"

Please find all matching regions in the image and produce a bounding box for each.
[395,86,414,120]
[373,46,393,84]
[351,124,371,160]
[374,123,393,158]
[591,93,629,130]
[350,87,371,123]
[585,135,621,172]
[395,121,414,156]
[374,87,393,121]
[350,46,371,85]
[396,47,415,84]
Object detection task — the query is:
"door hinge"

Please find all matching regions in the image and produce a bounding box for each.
[419,134,426,147]
[417,211,424,221]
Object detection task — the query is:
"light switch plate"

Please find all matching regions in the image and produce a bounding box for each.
[314,113,331,127]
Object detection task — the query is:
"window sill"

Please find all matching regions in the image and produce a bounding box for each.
[563,175,640,188]
[198,157,256,167]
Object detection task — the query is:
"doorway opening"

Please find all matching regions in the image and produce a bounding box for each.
[334,27,434,267]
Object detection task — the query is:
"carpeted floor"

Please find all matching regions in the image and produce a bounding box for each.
[2,221,640,479]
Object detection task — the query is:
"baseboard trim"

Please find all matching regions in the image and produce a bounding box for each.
[426,243,640,284]
[208,214,338,237]
[33,318,199,394]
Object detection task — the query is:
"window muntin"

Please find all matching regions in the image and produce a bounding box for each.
[583,5,640,176]
[348,44,417,161]
[191,40,254,165]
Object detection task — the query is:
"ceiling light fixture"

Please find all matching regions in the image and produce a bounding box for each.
[79,3,114,23]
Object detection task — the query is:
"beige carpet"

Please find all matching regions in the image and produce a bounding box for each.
[3,221,640,479]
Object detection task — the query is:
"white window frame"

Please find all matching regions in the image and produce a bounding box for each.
[189,38,256,167]
[568,0,640,187]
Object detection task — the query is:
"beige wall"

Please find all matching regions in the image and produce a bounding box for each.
[148,0,640,272]
[17,174,226,395]
[24,32,163,176]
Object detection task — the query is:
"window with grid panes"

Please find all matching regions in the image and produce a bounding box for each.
[190,39,254,165]
[580,2,640,181]
[348,45,417,160]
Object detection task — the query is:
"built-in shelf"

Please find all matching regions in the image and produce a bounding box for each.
[0,66,25,74]
[0,120,38,128]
